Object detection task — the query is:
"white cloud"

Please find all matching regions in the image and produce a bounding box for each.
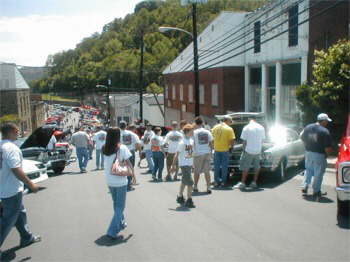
[0,0,139,66]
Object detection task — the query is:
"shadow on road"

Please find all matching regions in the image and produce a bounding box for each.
[1,245,31,262]
[337,215,350,229]
[95,234,133,247]
[302,195,334,203]
[192,191,210,197]
[168,206,191,212]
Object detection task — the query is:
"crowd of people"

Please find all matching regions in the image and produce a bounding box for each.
[0,111,333,245]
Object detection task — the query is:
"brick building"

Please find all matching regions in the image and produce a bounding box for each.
[0,63,32,134]
[31,101,46,130]
[163,0,349,126]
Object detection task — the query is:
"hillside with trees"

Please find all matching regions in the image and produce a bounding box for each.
[32,0,268,96]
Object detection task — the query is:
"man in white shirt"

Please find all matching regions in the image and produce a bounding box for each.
[235,117,266,190]
[93,126,107,170]
[141,123,155,174]
[120,122,141,191]
[193,117,213,194]
[71,127,90,173]
[164,121,183,181]
[0,123,41,252]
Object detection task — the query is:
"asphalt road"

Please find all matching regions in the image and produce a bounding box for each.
[1,154,350,262]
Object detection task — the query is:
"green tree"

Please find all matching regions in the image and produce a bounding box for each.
[0,114,21,125]
[146,82,164,94]
[296,40,350,141]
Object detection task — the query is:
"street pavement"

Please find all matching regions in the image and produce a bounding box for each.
[1,153,350,262]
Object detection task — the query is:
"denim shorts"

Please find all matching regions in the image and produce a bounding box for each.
[240,151,261,171]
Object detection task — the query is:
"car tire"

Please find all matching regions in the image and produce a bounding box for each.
[52,166,65,174]
[337,198,350,217]
[276,158,287,182]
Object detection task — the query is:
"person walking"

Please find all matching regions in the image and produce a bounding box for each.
[164,121,183,181]
[211,116,235,187]
[120,122,141,191]
[234,116,266,190]
[172,124,196,208]
[87,129,94,160]
[0,123,41,255]
[103,127,135,240]
[151,127,165,181]
[300,113,333,200]
[193,117,213,194]
[141,124,155,174]
[93,126,107,170]
[71,127,90,173]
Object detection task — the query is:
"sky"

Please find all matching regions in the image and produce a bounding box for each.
[0,0,143,66]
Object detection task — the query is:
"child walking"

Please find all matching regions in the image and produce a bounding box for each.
[171,124,195,208]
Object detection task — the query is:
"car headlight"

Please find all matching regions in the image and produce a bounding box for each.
[342,167,350,183]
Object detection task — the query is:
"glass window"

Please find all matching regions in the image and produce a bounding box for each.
[268,66,276,87]
[211,84,218,106]
[165,85,168,99]
[250,67,261,85]
[282,63,301,85]
[172,85,176,100]
[288,4,298,47]
[254,21,261,53]
[200,84,204,104]
[180,85,183,101]
[188,84,193,103]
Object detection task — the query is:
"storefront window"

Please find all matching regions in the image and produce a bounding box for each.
[249,67,262,112]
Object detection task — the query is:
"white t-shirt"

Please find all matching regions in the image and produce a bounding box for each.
[0,140,24,198]
[47,135,57,150]
[93,130,107,150]
[164,130,183,154]
[151,135,164,152]
[241,120,266,155]
[104,144,132,188]
[142,130,155,151]
[121,130,140,151]
[176,136,194,167]
[193,127,213,156]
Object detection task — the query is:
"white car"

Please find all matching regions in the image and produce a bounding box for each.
[23,159,49,185]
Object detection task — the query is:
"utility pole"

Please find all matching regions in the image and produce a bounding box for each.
[139,31,144,122]
[192,3,200,116]
[107,79,111,126]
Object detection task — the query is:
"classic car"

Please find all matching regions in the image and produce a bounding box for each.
[22,159,49,191]
[19,125,74,174]
[215,113,305,181]
[336,115,350,217]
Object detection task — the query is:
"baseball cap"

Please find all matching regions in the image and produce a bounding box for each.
[171,121,178,126]
[317,113,332,122]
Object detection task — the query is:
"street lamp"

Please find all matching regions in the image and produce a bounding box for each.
[159,4,200,116]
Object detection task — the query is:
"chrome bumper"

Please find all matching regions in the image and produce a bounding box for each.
[336,187,350,201]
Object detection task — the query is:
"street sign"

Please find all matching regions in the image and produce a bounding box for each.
[181,0,208,6]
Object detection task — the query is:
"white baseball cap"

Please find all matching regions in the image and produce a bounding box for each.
[317,113,332,122]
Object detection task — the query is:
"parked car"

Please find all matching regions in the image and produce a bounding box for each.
[336,115,350,217]
[215,113,305,181]
[19,125,74,174]
[23,159,49,186]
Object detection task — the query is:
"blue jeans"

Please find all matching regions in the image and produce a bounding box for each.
[127,151,136,187]
[214,151,230,184]
[76,147,89,171]
[96,149,104,169]
[0,192,33,247]
[145,149,154,172]
[152,151,165,179]
[107,186,127,237]
[302,151,327,193]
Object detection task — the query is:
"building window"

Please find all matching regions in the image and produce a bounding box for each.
[199,84,204,104]
[168,100,172,107]
[268,66,276,87]
[282,63,301,85]
[254,21,261,53]
[249,67,262,112]
[180,85,183,101]
[211,84,218,106]
[188,84,193,103]
[181,104,186,112]
[165,85,168,99]
[288,4,298,47]
[250,67,262,85]
[172,85,176,100]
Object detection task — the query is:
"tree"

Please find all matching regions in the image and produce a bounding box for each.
[146,82,164,94]
[296,40,350,141]
[0,114,21,125]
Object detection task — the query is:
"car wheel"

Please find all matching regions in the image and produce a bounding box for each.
[52,166,65,174]
[337,198,350,217]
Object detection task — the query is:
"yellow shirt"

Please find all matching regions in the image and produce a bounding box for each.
[211,123,235,152]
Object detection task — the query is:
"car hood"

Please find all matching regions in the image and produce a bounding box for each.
[231,143,274,152]
[20,126,55,149]
[22,159,45,173]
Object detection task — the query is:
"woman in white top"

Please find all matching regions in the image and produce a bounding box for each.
[103,127,135,240]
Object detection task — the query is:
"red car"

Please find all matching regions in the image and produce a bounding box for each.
[336,115,350,217]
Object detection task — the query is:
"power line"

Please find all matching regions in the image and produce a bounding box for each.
[200,0,342,70]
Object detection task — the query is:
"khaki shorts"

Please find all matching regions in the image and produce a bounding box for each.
[166,153,178,170]
[193,153,211,174]
[181,166,194,186]
[240,151,261,172]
